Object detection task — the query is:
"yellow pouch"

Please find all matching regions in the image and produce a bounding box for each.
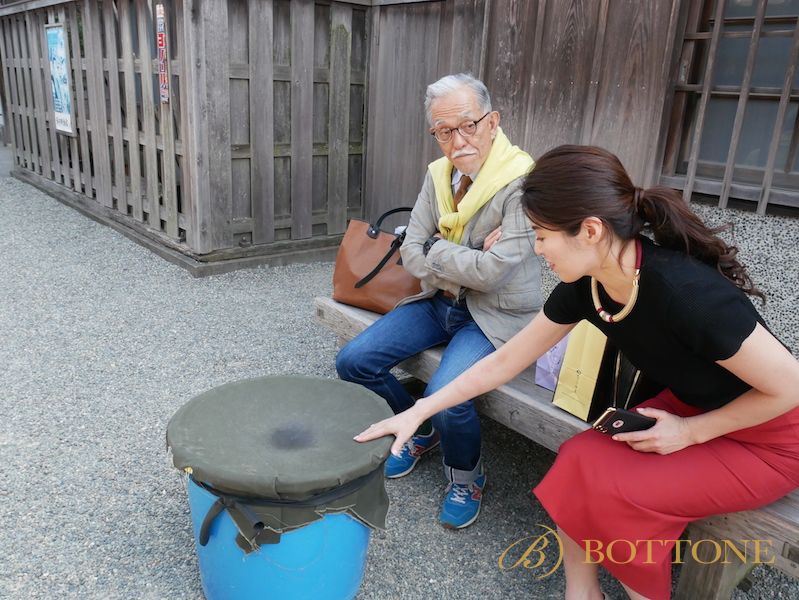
[552,321,614,422]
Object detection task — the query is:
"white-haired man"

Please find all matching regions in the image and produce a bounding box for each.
[337,73,542,528]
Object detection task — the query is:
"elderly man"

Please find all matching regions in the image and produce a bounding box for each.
[336,73,542,528]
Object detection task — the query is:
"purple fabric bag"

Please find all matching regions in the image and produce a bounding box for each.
[535,335,570,391]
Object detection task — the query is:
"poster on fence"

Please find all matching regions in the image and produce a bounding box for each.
[156,4,169,103]
[45,23,75,136]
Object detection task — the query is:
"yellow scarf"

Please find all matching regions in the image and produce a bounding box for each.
[429,127,534,244]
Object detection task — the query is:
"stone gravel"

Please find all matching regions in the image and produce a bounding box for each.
[1,175,797,600]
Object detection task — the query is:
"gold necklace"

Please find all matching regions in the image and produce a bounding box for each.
[590,238,642,324]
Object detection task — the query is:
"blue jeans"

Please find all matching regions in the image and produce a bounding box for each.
[336,293,495,479]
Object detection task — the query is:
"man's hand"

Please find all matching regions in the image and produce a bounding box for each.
[611,408,697,455]
[482,226,502,252]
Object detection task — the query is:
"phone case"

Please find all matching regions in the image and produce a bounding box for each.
[592,407,656,435]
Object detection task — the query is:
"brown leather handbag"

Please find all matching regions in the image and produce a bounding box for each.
[333,207,422,314]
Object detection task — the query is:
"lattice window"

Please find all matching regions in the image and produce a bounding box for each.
[660,0,799,213]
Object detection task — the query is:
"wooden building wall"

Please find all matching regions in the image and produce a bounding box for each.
[365,0,685,219]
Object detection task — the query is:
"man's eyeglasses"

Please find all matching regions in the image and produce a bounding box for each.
[430,112,490,143]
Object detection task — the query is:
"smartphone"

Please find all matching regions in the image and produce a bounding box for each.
[592,407,656,435]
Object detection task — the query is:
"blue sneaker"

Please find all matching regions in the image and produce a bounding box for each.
[439,473,486,529]
[384,429,440,478]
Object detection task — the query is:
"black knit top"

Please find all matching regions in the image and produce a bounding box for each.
[543,237,770,410]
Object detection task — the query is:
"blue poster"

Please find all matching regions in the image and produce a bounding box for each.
[46,24,73,135]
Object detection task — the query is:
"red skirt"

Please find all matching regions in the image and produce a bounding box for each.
[533,389,799,600]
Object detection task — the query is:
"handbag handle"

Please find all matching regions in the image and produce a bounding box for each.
[355,207,414,289]
[367,207,413,239]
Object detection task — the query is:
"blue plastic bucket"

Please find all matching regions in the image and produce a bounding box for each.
[187,477,371,600]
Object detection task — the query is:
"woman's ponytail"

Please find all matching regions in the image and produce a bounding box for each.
[636,187,765,302]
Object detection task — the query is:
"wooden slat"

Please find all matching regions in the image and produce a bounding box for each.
[118,0,141,219]
[16,9,39,173]
[37,11,61,180]
[249,0,275,244]
[0,19,20,167]
[50,8,70,187]
[83,0,112,204]
[327,3,351,235]
[718,0,766,208]
[24,10,49,177]
[757,17,799,215]
[361,4,380,220]
[682,0,726,202]
[175,0,190,227]
[11,15,32,170]
[67,3,91,195]
[102,0,126,210]
[158,3,178,239]
[290,0,314,239]
[60,4,79,192]
[579,0,609,145]
[136,0,159,226]
[521,0,596,153]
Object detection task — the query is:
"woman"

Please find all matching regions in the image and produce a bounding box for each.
[354,145,799,600]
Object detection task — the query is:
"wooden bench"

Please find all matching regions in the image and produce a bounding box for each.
[314,296,799,600]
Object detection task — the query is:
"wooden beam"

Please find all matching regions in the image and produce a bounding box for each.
[718,0,766,208]
[327,3,352,236]
[102,0,127,211]
[682,0,727,202]
[82,0,112,205]
[136,0,159,226]
[118,0,141,220]
[249,0,275,244]
[290,0,314,239]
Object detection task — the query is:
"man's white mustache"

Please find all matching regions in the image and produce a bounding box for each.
[452,150,476,159]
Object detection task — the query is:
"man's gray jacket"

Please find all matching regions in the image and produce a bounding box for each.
[399,169,542,349]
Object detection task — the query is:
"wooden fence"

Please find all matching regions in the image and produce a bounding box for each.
[0,0,368,269]
[1,0,794,272]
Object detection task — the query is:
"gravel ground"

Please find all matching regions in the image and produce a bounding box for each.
[1,174,797,600]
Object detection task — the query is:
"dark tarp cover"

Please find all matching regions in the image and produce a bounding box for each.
[167,375,394,551]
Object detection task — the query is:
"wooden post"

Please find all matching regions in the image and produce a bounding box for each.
[136,0,160,227]
[23,10,49,177]
[327,4,352,236]
[249,0,275,244]
[182,0,232,254]
[290,0,314,239]
[82,0,113,205]
[157,2,178,239]
[118,0,142,220]
[67,2,91,196]
[102,0,127,211]
[674,524,754,600]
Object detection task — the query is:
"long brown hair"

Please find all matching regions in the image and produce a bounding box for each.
[522,145,764,301]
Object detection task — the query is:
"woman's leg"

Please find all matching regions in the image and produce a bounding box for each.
[559,527,604,600]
